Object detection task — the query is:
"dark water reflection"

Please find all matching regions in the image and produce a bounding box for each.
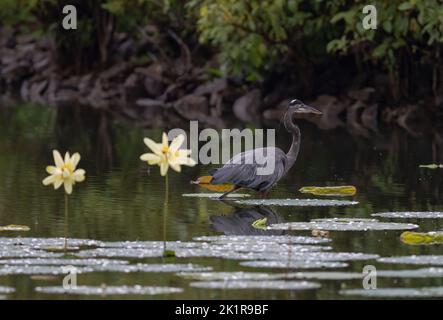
[1,103,443,299]
[210,205,285,236]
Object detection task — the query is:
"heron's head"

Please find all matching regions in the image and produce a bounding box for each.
[288,99,322,115]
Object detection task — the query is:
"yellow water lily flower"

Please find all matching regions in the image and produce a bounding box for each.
[140,133,196,176]
[42,150,86,194]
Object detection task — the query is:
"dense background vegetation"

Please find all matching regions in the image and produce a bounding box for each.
[1,0,443,104]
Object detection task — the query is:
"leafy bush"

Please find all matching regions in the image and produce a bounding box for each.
[1,0,442,99]
[188,0,314,80]
[190,0,443,95]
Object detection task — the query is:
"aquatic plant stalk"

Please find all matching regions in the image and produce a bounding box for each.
[163,174,169,254]
[64,193,68,250]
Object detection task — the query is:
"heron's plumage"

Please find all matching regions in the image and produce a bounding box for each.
[210,147,287,192]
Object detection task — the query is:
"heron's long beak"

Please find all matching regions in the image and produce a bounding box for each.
[303,104,323,115]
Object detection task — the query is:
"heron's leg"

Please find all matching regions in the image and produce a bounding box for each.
[218,185,241,199]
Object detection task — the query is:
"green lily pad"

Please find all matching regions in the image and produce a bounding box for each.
[372,212,443,219]
[41,246,81,253]
[190,280,321,290]
[182,193,250,198]
[75,248,164,258]
[0,258,129,266]
[299,186,357,196]
[0,286,15,294]
[251,218,267,230]
[268,218,418,231]
[0,265,94,275]
[400,231,443,245]
[30,275,60,281]
[340,287,443,298]
[0,225,30,232]
[94,263,212,273]
[376,268,443,278]
[240,260,348,269]
[419,164,443,169]
[35,285,183,295]
[177,271,297,281]
[193,235,331,244]
[378,255,443,265]
[293,268,443,280]
[235,199,359,206]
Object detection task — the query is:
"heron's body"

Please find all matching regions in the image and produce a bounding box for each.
[209,147,289,194]
[196,99,322,199]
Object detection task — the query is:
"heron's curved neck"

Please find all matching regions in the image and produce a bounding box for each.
[284,109,301,169]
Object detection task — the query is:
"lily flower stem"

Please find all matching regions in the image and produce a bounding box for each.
[163,174,169,255]
[64,193,68,251]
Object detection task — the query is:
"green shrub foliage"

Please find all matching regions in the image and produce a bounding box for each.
[1,0,442,98]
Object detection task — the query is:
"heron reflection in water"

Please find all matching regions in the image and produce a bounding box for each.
[210,205,284,236]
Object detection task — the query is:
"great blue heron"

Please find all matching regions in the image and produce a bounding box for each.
[199,99,322,199]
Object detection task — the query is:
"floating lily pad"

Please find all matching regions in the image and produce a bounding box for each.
[30,275,60,281]
[183,193,250,198]
[372,212,443,219]
[75,248,164,259]
[0,265,94,275]
[269,218,418,231]
[190,280,321,290]
[0,238,102,259]
[193,235,331,244]
[210,242,330,253]
[240,260,348,269]
[0,286,15,294]
[400,231,443,245]
[0,237,103,248]
[41,246,80,253]
[0,248,63,259]
[253,251,379,262]
[419,164,443,169]
[100,240,202,249]
[102,237,329,257]
[293,271,364,280]
[292,268,443,280]
[94,263,212,273]
[175,244,330,261]
[235,199,359,206]
[340,287,443,298]
[0,225,30,232]
[299,186,357,196]
[0,258,129,266]
[251,218,267,230]
[378,255,443,265]
[35,285,183,295]
[177,271,297,281]
[377,268,443,278]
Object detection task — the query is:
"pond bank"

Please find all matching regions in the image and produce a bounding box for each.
[0,27,441,135]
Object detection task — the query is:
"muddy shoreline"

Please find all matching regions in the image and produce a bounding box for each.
[0,27,441,135]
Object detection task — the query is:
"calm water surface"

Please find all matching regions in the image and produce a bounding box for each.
[1,103,443,299]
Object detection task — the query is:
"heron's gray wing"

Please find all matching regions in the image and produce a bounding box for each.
[210,147,287,191]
